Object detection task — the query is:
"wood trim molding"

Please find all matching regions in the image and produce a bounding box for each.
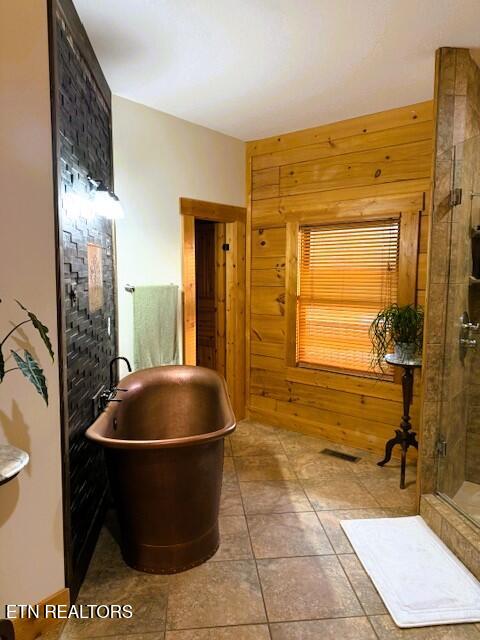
[284,221,298,367]
[245,152,253,414]
[283,200,423,383]
[398,209,421,305]
[11,588,69,640]
[226,221,246,417]
[180,198,246,223]
[182,215,196,366]
[180,198,247,418]
[215,223,227,378]
[250,184,427,230]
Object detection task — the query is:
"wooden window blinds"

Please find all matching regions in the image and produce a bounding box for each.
[297,219,400,376]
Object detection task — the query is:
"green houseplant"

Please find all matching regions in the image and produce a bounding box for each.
[369,303,424,371]
[0,299,54,404]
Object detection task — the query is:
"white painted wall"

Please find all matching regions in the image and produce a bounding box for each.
[0,1,64,607]
[112,96,245,366]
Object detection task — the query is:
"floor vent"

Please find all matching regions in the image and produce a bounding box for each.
[320,448,361,463]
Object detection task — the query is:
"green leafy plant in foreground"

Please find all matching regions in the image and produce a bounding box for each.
[0,299,54,405]
[369,303,424,373]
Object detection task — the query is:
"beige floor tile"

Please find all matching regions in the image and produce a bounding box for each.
[362,476,417,511]
[223,457,237,482]
[43,622,67,640]
[247,512,333,558]
[165,625,270,639]
[65,635,164,640]
[220,481,244,516]
[231,429,284,457]
[270,617,377,639]
[338,554,387,615]
[257,555,363,622]
[212,515,253,561]
[234,454,296,481]
[240,480,312,514]
[236,419,279,434]
[289,450,357,479]
[277,430,331,456]
[382,506,418,517]
[316,509,387,554]
[87,516,124,575]
[224,436,233,457]
[302,476,379,510]
[166,560,266,630]
[369,615,480,638]
[62,574,168,638]
[352,456,417,483]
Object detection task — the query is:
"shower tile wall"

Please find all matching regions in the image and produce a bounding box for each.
[420,48,480,496]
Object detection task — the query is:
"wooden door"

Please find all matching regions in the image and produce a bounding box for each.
[195,221,216,369]
[194,220,227,374]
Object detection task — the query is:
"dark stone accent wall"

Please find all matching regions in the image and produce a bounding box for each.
[55,8,116,593]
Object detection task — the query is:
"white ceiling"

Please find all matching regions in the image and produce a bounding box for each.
[73,0,480,141]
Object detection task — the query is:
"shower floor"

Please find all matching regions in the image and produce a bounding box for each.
[453,481,480,524]
[56,420,480,639]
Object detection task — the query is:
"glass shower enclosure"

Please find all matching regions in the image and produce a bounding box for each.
[436,133,480,524]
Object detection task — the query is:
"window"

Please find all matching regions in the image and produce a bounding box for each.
[296,219,400,377]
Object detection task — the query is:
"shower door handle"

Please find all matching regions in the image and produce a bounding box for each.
[460,337,477,349]
[460,312,479,350]
[461,321,480,332]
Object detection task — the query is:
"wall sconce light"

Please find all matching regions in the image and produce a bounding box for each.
[87,176,125,220]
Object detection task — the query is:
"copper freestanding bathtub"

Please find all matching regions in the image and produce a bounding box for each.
[86,365,236,574]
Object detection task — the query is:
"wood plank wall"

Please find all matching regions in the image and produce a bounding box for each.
[245,101,434,455]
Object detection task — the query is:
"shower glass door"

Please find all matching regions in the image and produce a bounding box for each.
[436,134,480,524]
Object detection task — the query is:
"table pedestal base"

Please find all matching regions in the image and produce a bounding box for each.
[378,359,421,490]
[378,428,418,489]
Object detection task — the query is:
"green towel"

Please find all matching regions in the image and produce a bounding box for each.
[133,285,179,369]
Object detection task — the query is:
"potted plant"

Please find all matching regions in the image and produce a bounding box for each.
[0,299,53,404]
[369,303,424,370]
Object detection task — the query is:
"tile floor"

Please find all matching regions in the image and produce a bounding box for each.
[59,420,480,639]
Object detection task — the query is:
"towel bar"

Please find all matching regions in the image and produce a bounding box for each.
[125,283,177,293]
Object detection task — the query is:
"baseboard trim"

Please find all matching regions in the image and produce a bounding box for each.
[10,587,69,640]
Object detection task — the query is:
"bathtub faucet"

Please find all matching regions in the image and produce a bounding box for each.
[98,357,132,412]
[110,356,132,389]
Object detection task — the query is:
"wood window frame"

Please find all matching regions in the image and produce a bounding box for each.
[180,197,246,418]
[285,201,421,384]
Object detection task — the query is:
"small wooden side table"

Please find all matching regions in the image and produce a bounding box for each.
[377,353,421,489]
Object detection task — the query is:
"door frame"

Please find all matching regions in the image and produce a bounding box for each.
[180,197,246,419]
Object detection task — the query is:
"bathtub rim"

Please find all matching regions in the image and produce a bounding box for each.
[85,365,236,450]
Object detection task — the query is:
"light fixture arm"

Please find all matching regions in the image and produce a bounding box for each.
[87,175,124,220]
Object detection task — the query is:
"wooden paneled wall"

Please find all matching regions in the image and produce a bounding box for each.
[245,102,434,455]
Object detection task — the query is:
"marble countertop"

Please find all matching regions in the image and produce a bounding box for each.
[0,444,29,486]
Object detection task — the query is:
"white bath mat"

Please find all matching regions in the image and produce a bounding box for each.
[340,515,480,628]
